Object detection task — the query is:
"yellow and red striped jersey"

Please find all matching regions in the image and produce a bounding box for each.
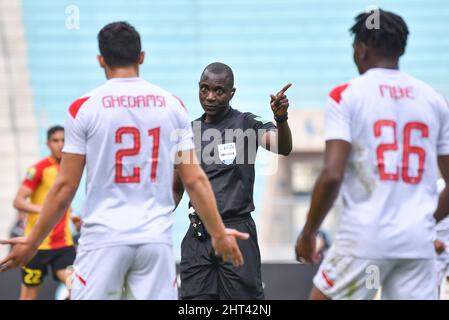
[22,157,74,250]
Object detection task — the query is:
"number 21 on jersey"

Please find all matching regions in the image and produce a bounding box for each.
[115,126,160,184]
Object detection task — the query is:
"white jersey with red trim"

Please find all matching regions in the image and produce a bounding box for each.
[325,68,449,259]
[63,77,194,250]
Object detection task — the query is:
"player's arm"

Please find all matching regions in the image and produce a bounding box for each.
[172,167,185,209]
[295,140,351,263]
[0,153,85,271]
[434,155,449,223]
[13,186,42,214]
[26,154,84,246]
[175,149,248,266]
[260,83,292,156]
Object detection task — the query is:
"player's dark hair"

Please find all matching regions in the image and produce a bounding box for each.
[98,21,141,68]
[201,62,234,88]
[47,125,64,140]
[350,9,409,59]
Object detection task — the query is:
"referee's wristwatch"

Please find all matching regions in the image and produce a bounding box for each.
[274,112,288,123]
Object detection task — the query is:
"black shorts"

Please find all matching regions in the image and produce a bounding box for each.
[180,214,264,300]
[21,246,76,287]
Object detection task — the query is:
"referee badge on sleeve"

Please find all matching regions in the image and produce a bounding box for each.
[218,142,236,165]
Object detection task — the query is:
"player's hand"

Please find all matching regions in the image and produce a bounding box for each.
[71,216,83,232]
[434,239,446,255]
[211,228,249,267]
[295,231,319,264]
[270,83,292,118]
[0,237,38,272]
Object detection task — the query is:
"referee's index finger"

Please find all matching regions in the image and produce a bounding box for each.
[277,83,292,96]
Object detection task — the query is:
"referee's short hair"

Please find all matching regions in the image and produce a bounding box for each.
[202,62,234,88]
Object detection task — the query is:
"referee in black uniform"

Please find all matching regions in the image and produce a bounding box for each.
[173,62,292,300]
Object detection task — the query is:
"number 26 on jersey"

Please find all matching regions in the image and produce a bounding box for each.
[374,120,428,184]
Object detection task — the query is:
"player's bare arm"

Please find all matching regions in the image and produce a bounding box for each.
[434,155,449,223]
[13,185,42,214]
[260,83,293,156]
[0,153,85,271]
[175,148,249,266]
[295,140,351,263]
[172,167,185,209]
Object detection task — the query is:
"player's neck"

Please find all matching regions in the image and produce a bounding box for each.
[370,59,399,70]
[49,155,61,164]
[105,66,139,79]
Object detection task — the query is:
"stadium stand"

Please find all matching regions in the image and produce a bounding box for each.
[0,0,39,257]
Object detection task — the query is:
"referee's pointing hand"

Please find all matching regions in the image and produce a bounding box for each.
[270,83,292,118]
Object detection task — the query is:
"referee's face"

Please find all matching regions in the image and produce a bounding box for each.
[199,71,235,120]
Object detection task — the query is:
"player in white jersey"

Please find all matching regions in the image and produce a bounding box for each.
[0,22,249,300]
[295,9,449,299]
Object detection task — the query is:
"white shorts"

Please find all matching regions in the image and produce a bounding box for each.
[70,243,178,300]
[313,245,438,300]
